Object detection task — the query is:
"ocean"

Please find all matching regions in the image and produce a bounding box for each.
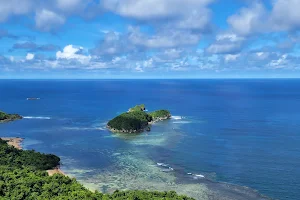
[1,79,299,200]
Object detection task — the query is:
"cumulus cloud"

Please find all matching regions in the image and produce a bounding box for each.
[26,53,35,60]
[56,0,85,12]
[206,33,245,54]
[0,0,34,22]
[270,0,300,32]
[128,27,201,49]
[102,0,214,31]
[90,28,201,58]
[268,54,288,69]
[56,45,91,64]
[173,9,211,31]
[102,0,213,19]
[35,9,65,32]
[228,0,300,35]
[227,2,266,36]
[224,54,240,62]
[90,31,136,57]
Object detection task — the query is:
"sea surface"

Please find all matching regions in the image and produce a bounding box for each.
[1,79,300,200]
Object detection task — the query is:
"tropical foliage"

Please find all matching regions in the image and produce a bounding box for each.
[0,139,194,200]
[108,105,171,132]
[149,110,171,119]
[128,104,146,112]
[0,111,6,120]
[0,139,60,170]
[0,111,22,122]
[107,111,152,131]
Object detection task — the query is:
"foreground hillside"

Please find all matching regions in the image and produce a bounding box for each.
[0,138,194,200]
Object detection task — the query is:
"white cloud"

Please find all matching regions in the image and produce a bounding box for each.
[102,0,213,20]
[163,49,183,59]
[255,52,270,60]
[224,54,240,62]
[26,53,35,60]
[56,0,84,11]
[102,0,214,31]
[206,33,245,54]
[269,54,288,69]
[9,56,14,62]
[90,31,135,56]
[135,64,144,72]
[171,9,211,31]
[35,9,65,32]
[270,0,300,31]
[216,33,244,42]
[128,27,201,49]
[227,2,266,36]
[228,0,300,35]
[143,58,154,68]
[0,0,34,22]
[56,45,91,64]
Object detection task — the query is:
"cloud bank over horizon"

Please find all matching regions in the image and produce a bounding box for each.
[1,0,300,78]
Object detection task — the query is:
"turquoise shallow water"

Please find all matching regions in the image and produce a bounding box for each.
[1,79,300,199]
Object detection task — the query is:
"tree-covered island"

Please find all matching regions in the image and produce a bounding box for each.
[0,110,22,123]
[107,104,171,133]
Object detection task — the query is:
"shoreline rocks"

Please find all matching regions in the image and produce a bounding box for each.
[0,113,23,123]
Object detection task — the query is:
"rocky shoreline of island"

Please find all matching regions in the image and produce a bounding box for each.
[107,104,171,133]
[0,110,22,123]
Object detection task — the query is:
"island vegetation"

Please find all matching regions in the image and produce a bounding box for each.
[0,138,194,200]
[128,104,146,112]
[149,110,171,121]
[107,105,171,133]
[0,110,22,123]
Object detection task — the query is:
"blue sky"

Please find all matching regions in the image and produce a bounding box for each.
[1,0,300,79]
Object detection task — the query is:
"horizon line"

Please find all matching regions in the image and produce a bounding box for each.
[1,77,300,80]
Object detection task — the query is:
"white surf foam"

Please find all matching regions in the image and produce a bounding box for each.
[194,174,205,178]
[172,121,190,124]
[63,127,105,131]
[157,163,174,172]
[23,116,51,120]
[171,116,183,120]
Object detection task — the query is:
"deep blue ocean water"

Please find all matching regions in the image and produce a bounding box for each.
[1,79,300,200]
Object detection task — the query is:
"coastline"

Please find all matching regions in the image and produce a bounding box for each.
[47,166,66,176]
[1,137,23,149]
[0,114,23,124]
[1,137,65,176]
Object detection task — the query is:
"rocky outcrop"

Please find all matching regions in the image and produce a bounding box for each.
[0,113,22,123]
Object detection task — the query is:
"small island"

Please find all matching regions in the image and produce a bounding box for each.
[0,110,22,123]
[107,104,171,133]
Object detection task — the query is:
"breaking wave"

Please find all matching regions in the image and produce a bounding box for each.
[23,116,51,120]
[171,116,183,120]
[63,127,106,131]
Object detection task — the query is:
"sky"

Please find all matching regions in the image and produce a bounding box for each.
[1,0,300,79]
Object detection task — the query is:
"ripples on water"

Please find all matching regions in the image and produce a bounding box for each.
[58,117,270,200]
[2,79,300,200]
